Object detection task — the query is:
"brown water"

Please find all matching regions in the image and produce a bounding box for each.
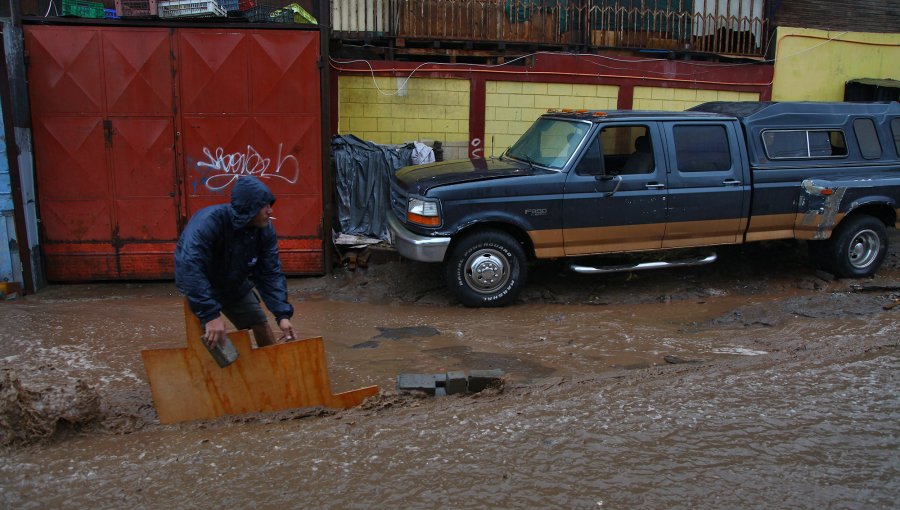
[0,268,898,508]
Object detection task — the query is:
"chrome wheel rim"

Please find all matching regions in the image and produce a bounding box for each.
[847,229,880,269]
[463,248,510,294]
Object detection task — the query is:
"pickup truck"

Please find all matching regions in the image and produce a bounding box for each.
[387,101,900,307]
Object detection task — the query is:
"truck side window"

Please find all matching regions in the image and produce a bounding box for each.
[582,125,653,176]
[575,136,603,176]
[673,125,731,172]
[853,118,882,159]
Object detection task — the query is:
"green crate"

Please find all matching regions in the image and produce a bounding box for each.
[62,0,106,18]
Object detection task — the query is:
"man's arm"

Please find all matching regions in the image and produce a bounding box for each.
[252,225,294,333]
[174,213,225,326]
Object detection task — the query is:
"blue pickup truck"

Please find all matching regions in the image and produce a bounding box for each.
[387,101,900,307]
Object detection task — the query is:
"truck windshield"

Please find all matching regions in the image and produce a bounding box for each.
[504,118,591,171]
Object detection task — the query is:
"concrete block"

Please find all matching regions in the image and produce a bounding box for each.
[397,373,446,395]
[445,371,467,395]
[468,369,504,393]
[521,82,548,95]
[547,83,573,96]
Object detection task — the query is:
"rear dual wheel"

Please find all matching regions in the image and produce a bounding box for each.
[810,214,888,278]
[445,230,527,307]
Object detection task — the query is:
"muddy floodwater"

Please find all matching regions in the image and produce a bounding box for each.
[1,237,899,508]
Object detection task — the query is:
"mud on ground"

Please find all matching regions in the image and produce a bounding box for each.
[1,233,899,445]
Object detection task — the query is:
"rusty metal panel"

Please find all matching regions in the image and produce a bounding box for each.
[27,26,324,280]
[26,26,178,281]
[24,26,104,114]
[179,29,323,274]
[248,31,321,114]
[32,116,111,241]
[110,117,178,241]
[177,30,249,114]
[102,29,174,115]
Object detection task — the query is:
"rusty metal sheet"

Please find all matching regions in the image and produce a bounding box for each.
[26,26,179,280]
[177,30,249,114]
[24,26,103,114]
[178,29,324,273]
[27,26,324,280]
[102,29,174,115]
[111,118,178,241]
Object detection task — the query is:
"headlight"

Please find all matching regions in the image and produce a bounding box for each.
[407,197,441,227]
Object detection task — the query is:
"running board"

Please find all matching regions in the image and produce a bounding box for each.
[570,253,718,274]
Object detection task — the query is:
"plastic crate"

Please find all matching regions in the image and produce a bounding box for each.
[159,0,226,17]
[104,8,120,18]
[115,0,159,17]
[243,4,293,23]
[242,2,315,24]
[62,0,106,18]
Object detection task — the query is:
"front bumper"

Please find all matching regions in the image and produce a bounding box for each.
[386,212,451,263]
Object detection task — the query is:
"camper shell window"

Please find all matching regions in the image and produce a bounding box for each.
[853,118,882,159]
[762,129,848,160]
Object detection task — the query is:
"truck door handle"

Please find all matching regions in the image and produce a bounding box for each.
[645,183,666,190]
[722,179,742,186]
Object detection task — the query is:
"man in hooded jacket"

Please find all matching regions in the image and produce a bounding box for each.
[175,176,295,351]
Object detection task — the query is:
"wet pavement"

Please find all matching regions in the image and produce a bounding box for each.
[0,236,899,508]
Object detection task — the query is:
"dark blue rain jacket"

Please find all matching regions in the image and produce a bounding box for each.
[174,176,294,324]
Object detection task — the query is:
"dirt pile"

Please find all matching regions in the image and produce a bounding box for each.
[0,366,101,445]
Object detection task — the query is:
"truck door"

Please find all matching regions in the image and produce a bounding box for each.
[660,121,750,247]
[562,123,668,255]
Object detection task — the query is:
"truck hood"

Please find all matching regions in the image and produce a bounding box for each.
[393,157,547,195]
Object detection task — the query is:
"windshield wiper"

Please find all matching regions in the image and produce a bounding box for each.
[521,155,536,171]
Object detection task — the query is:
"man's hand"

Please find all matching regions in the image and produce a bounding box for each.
[204,316,227,348]
[278,318,295,341]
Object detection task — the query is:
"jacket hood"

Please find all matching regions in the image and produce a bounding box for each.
[230,176,275,229]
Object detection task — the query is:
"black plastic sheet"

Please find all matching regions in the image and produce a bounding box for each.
[332,135,413,240]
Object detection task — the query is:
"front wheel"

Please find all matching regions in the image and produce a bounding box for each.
[445,230,527,307]
[810,214,888,278]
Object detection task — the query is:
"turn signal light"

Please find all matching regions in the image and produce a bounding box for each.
[407,212,441,226]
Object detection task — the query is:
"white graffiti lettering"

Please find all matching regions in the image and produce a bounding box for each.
[469,137,484,159]
[197,143,301,191]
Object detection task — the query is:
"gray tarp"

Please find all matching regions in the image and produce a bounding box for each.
[332,135,413,241]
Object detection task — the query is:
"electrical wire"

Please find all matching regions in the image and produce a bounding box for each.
[330,30,877,95]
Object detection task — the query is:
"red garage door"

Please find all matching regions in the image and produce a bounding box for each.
[25,25,323,280]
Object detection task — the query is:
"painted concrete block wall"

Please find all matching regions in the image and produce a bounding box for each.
[484,81,619,156]
[633,87,759,111]
[338,76,470,145]
[772,27,900,101]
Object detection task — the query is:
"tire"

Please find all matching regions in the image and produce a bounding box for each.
[445,230,527,307]
[813,215,888,278]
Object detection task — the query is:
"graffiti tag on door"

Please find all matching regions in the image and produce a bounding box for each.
[196,143,300,191]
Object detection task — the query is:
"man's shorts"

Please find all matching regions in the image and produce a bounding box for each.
[217,290,267,330]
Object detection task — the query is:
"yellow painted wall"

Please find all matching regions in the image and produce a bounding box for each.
[338,76,470,145]
[633,87,759,111]
[772,28,900,101]
[485,81,619,156]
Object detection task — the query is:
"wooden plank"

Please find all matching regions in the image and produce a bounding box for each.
[141,300,379,424]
